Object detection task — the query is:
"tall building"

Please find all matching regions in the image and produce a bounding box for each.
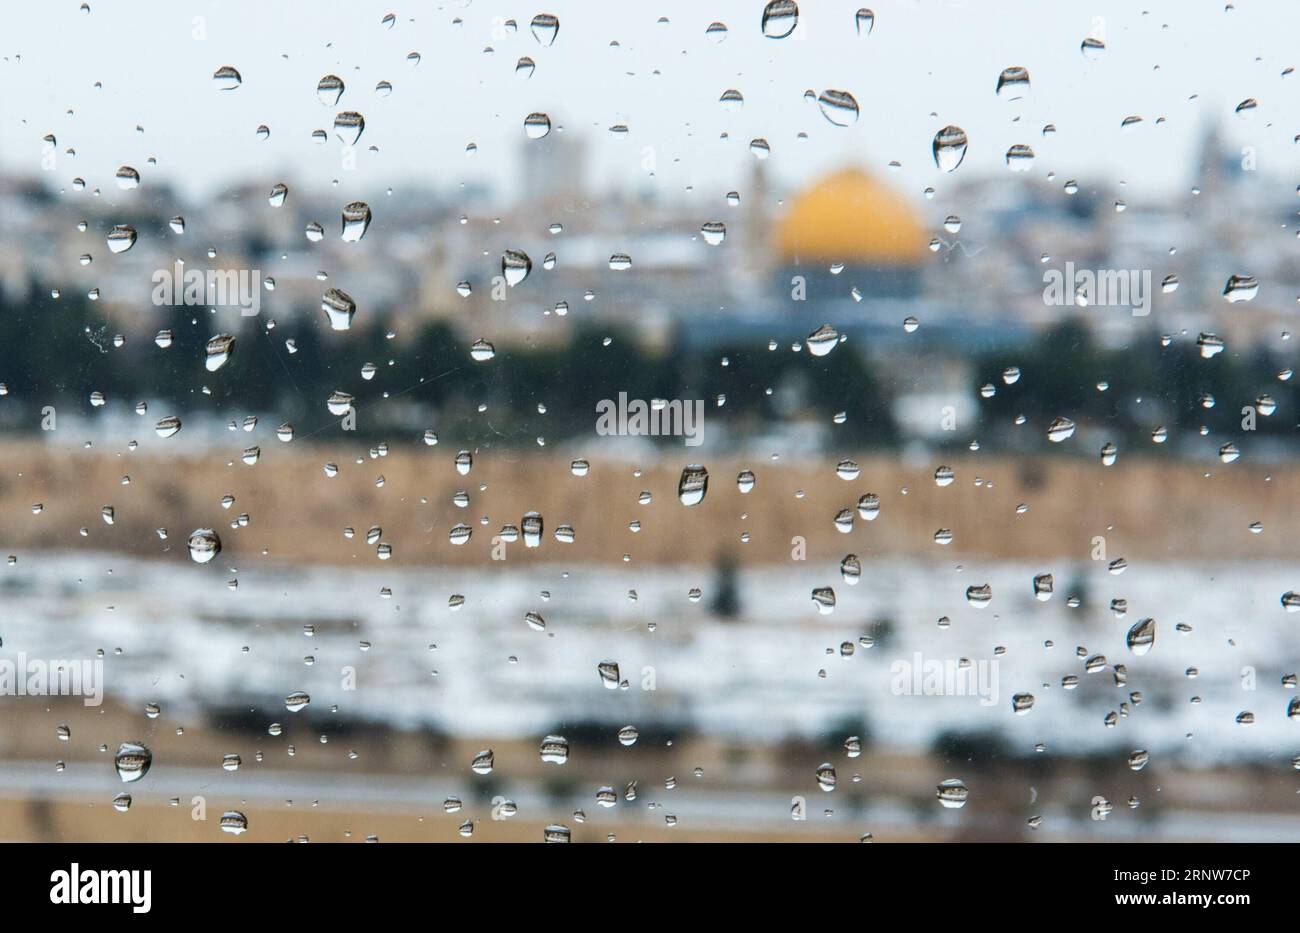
[518,132,588,210]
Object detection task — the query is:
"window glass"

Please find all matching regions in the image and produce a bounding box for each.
[1,0,1295,844]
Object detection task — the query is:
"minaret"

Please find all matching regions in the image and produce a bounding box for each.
[1191,119,1228,202]
[738,157,773,297]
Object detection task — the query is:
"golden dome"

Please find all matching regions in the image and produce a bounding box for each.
[774,168,924,265]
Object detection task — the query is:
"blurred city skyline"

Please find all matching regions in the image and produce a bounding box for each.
[2,1,1300,848]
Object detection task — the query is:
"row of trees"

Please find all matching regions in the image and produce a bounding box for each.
[0,282,1289,453]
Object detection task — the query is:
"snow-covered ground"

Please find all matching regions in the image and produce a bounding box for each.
[2,552,1297,766]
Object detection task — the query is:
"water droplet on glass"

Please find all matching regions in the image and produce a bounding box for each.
[502,249,532,286]
[678,464,709,506]
[334,111,365,146]
[522,511,544,547]
[761,1,799,39]
[1080,37,1105,60]
[936,778,969,808]
[805,324,839,356]
[815,762,837,791]
[1005,144,1035,171]
[213,65,242,90]
[154,415,181,438]
[114,742,152,783]
[220,810,248,835]
[530,13,559,46]
[719,88,744,111]
[995,66,1030,100]
[341,201,371,242]
[1197,332,1225,358]
[540,734,569,764]
[187,528,221,564]
[933,125,968,172]
[524,112,551,139]
[326,390,354,416]
[321,288,357,330]
[1046,416,1075,443]
[1126,617,1156,655]
[817,89,859,126]
[106,225,136,254]
[205,334,235,372]
[317,74,344,106]
[811,586,836,615]
[449,523,472,545]
[1222,274,1258,303]
[965,583,992,608]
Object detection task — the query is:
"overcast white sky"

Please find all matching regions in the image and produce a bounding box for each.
[2,0,1298,208]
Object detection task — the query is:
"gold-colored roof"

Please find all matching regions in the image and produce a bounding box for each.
[774,167,924,264]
